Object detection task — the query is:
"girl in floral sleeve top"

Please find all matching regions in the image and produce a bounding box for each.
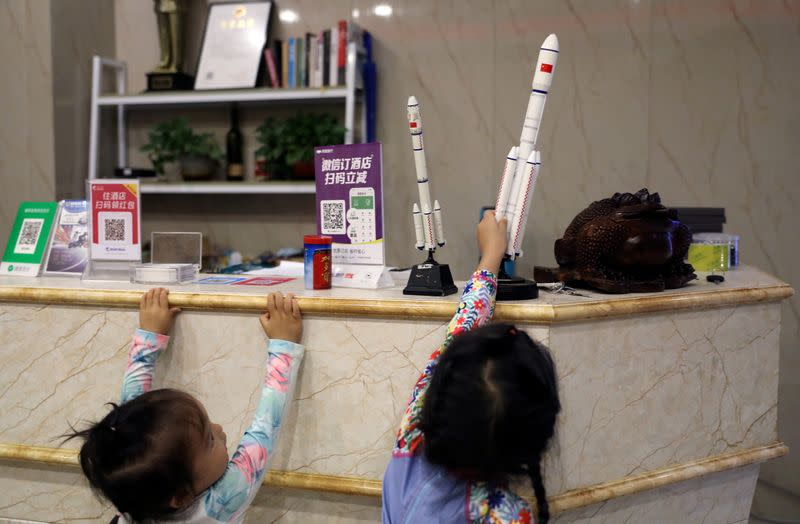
[383,212,562,524]
[67,289,304,523]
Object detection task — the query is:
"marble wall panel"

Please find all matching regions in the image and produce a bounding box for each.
[543,303,780,494]
[0,0,56,250]
[0,448,764,523]
[552,464,759,524]
[50,0,116,200]
[0,300,553,522]
[0,302,552,479]
[646,0,800,499]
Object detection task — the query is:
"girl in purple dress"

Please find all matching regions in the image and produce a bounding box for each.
[383,212,561,524]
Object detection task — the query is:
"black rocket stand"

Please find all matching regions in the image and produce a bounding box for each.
[403,249,458,297]
[496,255,539,301]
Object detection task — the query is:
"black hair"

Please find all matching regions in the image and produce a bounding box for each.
[64,388,206,521]
[420,323,561,523]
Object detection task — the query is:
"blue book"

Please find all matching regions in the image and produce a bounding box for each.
[288,37,296,88]
[362,31,377,142]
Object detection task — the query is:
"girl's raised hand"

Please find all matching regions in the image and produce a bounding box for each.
[259,292,303,343]
[139,288,182,335]
[477,211,508,274]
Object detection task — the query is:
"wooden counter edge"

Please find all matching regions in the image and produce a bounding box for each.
[0,441,786,514]
[0,283,792,324]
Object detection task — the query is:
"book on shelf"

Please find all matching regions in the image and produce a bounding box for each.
[269,20,367,90]
[322,29,331,87]
[265,47,279,88]
[287,37,296,88]
[297,36,305,87]
[329,24,338,86]
[337,20,347,85]
[303,33,314,87]
[315,33,324,87]
[281,39,289,88]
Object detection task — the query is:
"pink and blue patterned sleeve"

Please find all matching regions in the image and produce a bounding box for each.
[393,270,497,456]
[202,338,305,522]
[120,329,170,404]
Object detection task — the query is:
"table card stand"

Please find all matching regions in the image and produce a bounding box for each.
[82,179,142,282]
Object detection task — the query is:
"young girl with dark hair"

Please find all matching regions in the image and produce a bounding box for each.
[66,288,304,523]
[383,212,561,524]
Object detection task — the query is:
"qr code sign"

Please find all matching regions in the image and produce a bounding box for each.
[14,218,44,254]
[320,200,346,235]
[104,219,126,241]
[98,212,131,245]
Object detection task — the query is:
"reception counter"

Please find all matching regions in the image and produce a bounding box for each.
[0,266,792,523]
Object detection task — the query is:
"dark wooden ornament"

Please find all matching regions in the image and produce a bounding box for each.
[534,189,697,293]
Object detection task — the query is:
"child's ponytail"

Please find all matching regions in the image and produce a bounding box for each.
[528,457,549,524]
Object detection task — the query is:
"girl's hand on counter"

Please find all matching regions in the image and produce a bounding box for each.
[138,288,181,335]
[260,292,303,343]
[477,211,508,275]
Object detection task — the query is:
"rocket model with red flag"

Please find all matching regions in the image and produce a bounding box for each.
[495,33,558,259]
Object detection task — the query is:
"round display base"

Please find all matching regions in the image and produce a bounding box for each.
[497,276,539,301]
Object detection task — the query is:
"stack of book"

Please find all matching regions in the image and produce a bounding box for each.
[264,20,365,89]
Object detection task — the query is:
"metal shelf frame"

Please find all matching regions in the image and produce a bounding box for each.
[88,43,365,193]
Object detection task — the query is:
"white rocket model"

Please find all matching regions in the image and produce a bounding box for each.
[408,95,446,251]
[495,33,558,259]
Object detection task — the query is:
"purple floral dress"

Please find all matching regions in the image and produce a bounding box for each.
[383,270,534,524]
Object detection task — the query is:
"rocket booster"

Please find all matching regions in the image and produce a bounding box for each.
[495,146,519,220]
[407,95,439,251]
[433,200,445,247]
[506,34,558,244]
[507,151,540,257]
[412,203,425,250]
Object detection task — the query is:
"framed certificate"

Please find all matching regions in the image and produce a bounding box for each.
[195,2,273,90]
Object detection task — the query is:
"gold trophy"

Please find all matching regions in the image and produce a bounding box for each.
[147,0,194,91]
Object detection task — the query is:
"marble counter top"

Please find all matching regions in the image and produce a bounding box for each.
[0,266,791,323]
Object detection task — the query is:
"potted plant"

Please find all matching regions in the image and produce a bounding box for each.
[254,117,289,180]
[254,113,346,181]
[141,118,223,181]
[285,112,346,179]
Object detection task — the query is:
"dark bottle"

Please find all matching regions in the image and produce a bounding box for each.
[226,103,244,181]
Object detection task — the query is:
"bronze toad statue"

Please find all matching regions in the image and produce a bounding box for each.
[534,189,696,293]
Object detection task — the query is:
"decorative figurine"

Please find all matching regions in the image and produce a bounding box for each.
[403,96,457,297]
[147,0,194,91]
[534,189,697,293]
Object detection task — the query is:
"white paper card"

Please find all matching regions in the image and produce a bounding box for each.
[332,264,393,289]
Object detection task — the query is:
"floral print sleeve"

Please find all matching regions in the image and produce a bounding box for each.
[393,270,497,456]
[120,329,169,404]
[202,339,305,522]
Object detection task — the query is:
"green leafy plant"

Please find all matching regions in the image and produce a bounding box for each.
[254,113,346,174]
[255,117,288,165]
[140,118,223,174]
